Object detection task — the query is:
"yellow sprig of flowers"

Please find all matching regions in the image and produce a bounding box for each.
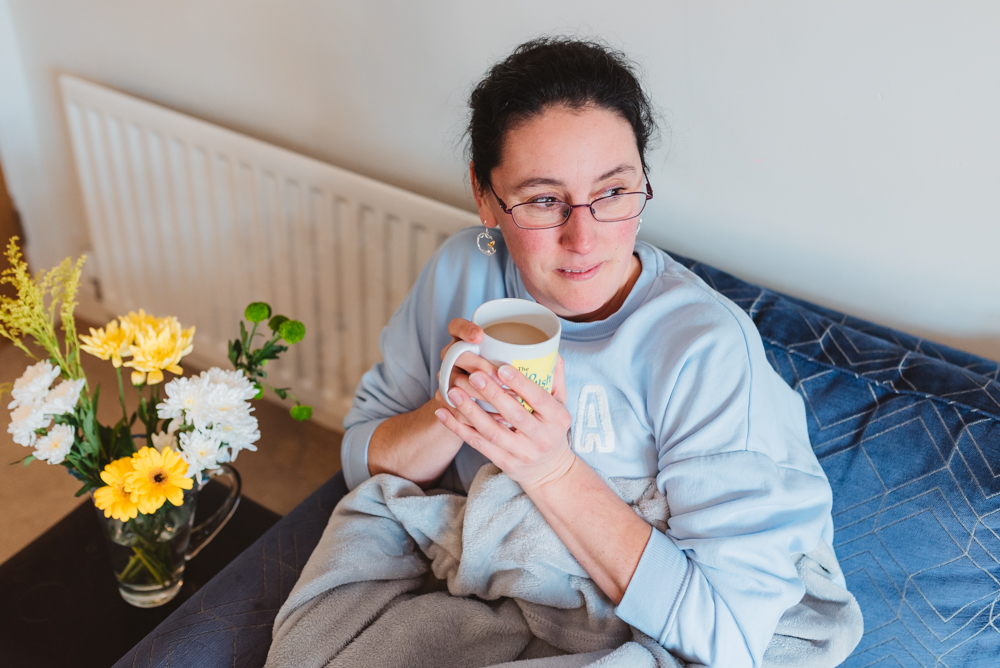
[93,446,193,520]
[0,237,86,380]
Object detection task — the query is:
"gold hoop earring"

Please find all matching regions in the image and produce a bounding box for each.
[476,223,496,256]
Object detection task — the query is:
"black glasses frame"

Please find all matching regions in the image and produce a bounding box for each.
[489,172,653,230]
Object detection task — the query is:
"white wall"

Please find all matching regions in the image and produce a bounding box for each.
[1,0,997,361]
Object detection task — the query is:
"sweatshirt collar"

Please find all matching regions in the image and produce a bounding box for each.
[504,241,660,342]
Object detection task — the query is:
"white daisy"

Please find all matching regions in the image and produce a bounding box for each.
[150,430,178,452]
[178,429,223,482]
[8,361,61,410]
[202,368,257,401]
[156,375,202,422]
[188,383,251,432]
[209,417,260,462]
[8,404,52,447]
[40,378,86,417]
[33,423,75,465]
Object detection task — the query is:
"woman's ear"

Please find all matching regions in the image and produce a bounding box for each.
[469,162,497,228]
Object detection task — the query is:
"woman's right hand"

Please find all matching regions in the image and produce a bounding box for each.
[437,318,519,426]
[438,318,501,397]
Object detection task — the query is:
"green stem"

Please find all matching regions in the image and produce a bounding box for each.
[132,545,168,586]
[119,554,144,582]
[115,366,129,426]
[260,381,299,404]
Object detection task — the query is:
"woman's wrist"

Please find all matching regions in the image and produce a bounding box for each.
[521,454,653,604]
[368,398,464,486]
[518,447,579,497]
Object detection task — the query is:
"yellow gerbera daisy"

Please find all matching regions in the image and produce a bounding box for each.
[125,446,193,514]
[93,456,140,521]
[79,319,133,367]
[123,319,195,385]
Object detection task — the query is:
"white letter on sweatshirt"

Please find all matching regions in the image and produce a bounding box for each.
[573,385,615,454]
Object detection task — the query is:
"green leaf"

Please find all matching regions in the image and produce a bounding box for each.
[273,387,288,400]
[290,405,312,421]
[74,481,95,497]
[245,302,272,323]
[268,315,289,332]
[22,455,36,466]
[228,339,241,366]
[278,320,306,344]
[253,383,264,400]
[239,320,248,343]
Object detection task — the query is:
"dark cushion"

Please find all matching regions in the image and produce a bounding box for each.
[675,255,1000,666]
[114,253,1000,668]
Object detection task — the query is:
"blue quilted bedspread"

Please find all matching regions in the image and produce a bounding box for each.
[114,253,1000,668]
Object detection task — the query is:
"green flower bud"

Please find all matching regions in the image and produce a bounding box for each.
[268,315,289,332]
[290,405,312,421]
[245,302,271,323]
[278,320,305,344]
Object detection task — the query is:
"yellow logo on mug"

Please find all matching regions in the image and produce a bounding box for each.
[512,349,558,412]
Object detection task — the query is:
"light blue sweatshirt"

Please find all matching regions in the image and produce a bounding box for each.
[343,226,838,667]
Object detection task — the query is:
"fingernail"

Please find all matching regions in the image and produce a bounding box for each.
[448,388,463,406]
[470,372,487,389]
[498,365,514,381]
[434,409,447,423]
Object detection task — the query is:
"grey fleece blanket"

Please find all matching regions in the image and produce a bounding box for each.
[266,465,862,668]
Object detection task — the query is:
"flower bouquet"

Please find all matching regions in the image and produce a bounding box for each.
[1,237,311,606]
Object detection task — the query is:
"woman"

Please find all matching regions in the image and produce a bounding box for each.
[342,38,841,667]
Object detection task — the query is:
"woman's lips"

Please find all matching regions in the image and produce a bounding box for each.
[556,263,601,280]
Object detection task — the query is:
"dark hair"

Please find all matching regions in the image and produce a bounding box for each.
[467,37,657,192]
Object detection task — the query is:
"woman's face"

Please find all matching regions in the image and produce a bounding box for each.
[474,104,644,321]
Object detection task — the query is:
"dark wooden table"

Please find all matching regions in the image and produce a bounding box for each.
[0,481,281,668]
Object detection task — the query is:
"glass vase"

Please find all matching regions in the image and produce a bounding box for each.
[94,464,242,608]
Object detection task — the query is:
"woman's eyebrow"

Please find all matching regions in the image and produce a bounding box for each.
[511,164,637,195]
[511,176,564,193]
[595,164,637,182]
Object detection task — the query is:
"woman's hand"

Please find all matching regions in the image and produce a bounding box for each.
[435,318,509,425]
[439,317,502,387]
[434,353,576,492]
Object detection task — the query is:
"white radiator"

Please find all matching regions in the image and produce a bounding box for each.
[60,74,478,431]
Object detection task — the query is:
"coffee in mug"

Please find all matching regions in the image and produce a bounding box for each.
[482,322,549,345]
[438,298,561,413]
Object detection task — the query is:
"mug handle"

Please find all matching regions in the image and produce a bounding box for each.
[185,463,242,560]
[438,341,480,408]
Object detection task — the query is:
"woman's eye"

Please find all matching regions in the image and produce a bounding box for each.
[528,196,560,204]
[603,187,627,197]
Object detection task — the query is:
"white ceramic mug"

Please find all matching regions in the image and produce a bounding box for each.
[438,298,561,412]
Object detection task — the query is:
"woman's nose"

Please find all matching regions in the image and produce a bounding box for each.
[558,206,597,254]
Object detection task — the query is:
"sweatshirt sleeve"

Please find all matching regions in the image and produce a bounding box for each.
[341,228,509,490]
[616,294,833,667]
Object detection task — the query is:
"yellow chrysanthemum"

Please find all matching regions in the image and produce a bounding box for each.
[125,446,193,514]
[79,319,133,367]
[123,318,195,385]
[118,309,162,337]
[93,456,140,521]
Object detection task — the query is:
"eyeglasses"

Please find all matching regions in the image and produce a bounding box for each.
[490,174,653,230]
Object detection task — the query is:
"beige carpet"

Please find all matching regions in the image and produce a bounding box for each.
[0,337,343,563]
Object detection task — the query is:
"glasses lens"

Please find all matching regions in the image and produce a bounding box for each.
[511,202,570,229]
[592,193,647,222]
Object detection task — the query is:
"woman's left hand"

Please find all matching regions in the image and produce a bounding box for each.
[435,354,576,492]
